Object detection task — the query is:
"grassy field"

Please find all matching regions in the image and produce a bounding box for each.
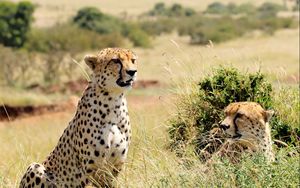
[135,28,299,85]
[1,27,299,186]
[1,89,298,187]
[1,0,299,187]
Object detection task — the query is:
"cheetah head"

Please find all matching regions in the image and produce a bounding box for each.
[220,102,274,149]
[84,48,138,92]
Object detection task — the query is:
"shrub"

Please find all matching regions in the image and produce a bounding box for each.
[24,24,124,84]
[145,2,196,17]
[0,1,34,48]
[177,12,297,45]
[178,16,246,45]
[73,7,122,35]
[205,2,228,14]
[204,2,285,16]
[122,24,151,47]
[235,3,256,15]
[257,2,286,17]
[0,45,33,87]
[24,24,116,53]
[140,18,176,36]
[168,67,299,160]
[73,7,151,47]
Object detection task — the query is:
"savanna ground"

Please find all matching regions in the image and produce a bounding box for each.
[0,0,299,187]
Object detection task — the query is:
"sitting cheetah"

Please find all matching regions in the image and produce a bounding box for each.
[19,48,138,187]
[218,102,275,162]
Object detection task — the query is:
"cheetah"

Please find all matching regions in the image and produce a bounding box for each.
[19,48,138,187]
[218,102,275,162]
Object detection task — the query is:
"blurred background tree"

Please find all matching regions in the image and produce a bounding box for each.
[0,1,34,48]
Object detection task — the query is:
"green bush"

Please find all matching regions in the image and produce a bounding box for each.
[24,24,124,84]
[73,7,151,47]
[24,24,118,53]
[235,3,257,15]
[73,7,122,35]
[204,2,285,16]
[257,2,286,17]
[139,2,297,44]
[205,2,228,14]
[122,23,151,47]
[140,18,176,36]
[177,12,297,45]
[178,16,246,45]
[168,67,299,159]
[145,2,196,17]
[0,45,33,86]
[0,1,34,48]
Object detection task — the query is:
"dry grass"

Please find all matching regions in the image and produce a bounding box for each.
[135,28,299,85]
[0,112,73,187]
[0,1,299,186]
[0,95,173,187]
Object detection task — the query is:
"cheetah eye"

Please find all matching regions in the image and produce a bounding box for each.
[111,58,122,64]
[235,113,243,118]
[131,59,136,64]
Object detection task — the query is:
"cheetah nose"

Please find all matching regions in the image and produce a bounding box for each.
[126,70,137,77]
[220,124,230,130]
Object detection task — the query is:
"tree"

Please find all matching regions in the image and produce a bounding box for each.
[73,7,122,34]
[0,1,34,48]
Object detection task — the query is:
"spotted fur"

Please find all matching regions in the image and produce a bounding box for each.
[19,48,138,187]
[219,102,275,162]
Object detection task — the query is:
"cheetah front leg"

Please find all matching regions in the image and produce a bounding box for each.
[19,162,56,188]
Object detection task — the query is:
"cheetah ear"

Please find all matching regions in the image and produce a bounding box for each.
[84,55,98,70]
[264,110,274,122]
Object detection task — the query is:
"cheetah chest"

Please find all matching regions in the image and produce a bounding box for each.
[100,124,129,163]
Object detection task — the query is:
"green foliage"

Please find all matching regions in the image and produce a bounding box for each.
[177,13,297,45]
[138,2,297,45]
[140,18,176,36]
[205,2,228,14]
[235,3,257,15]
[0,1,34,48]
[168,67,299,159]
[0,45,32,86]
[205,2,256,15]
[24,24,119,53]
[146,2,196,17]
[205,2,285,16]
[178,16,246,44]
[199,67,273,110]
[271,88,300,146]
[122,23,151,47]
[23,24,124,84]
[73,7,122,35]
[206,150,299,187]
[73,7,151,47]
[257,2,286,17]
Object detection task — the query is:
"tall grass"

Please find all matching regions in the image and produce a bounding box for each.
[0,31,299,187]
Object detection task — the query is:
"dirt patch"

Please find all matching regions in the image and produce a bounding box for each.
[27,79,161,94]
[4,79,162,121]
[0,97,77,121]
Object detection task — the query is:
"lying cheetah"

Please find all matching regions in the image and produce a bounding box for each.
[19,48,138,187]
[219,102,275,162]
